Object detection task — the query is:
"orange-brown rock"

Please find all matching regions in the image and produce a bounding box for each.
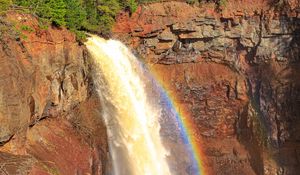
[0,12,109,175]
[114,1,300,174]
[26,118,102,175]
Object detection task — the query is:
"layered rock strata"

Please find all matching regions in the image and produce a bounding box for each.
[113,1,300,174]
[0,13,109,175]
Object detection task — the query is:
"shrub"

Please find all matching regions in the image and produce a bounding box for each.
[219,0,227,7]
[186,0,199,5]
[121,0,138,13]
[0,0,12,14]
[12,0,141,38]
[65,0,86,30]
[14,0,66,26]
[97,0,120,35]
[20,24,34,32]
[35,0,66,26]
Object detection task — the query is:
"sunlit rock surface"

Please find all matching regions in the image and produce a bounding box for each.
[0,12,108,175]
[113,0,300,174]
[0,0,299,174]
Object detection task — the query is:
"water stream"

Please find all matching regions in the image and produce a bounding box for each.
[85,35,171,175]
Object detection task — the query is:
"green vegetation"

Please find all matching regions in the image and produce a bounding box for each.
[1,0,228,40]
[186,0,199,5]
[0,0,12,14]
[64,0,86,30]
[97,0,121,35]
[10,0,139,39]
[185,0,227,7]
[126,0,138,12]
[20,24,34,32]
[219,0,227,7]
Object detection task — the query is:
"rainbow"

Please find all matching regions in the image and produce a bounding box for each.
[87,35,209,174]
[147,65,209,175]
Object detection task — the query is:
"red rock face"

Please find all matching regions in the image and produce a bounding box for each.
[113,1,300,174]
[26,119,100,175]
[0,12,109,175]
[0,1,299,175]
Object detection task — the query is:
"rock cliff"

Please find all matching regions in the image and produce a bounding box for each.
[0,13,109,175]
[0,0,299,174]
[113,0,300,174]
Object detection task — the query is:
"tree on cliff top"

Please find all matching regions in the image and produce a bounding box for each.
[97,0,120,35]
[12,0,139,35]
[14,0,66,26]
[65,0,86,30]
[40,0,66,26]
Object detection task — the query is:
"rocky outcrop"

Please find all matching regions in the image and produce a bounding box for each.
[113,1,300,174]
[0,1,299,175]
[0,13,109,174]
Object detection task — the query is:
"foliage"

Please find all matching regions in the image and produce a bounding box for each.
[137,0,160,3]
[38,18,50,30]
[5,0,142,38]
[20,24,34,32]
[0,0,12,14]
[5,0,231,39]
[14,0,66,26]
[64,0,86,30]
[97,0,120,35]
[42,0,66,26]
[186,0,199,5]
[121,0,138,13]
[73,30,87,42]
[219,0,227,7]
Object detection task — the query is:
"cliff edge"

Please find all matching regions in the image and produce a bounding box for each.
[0,12,109,175]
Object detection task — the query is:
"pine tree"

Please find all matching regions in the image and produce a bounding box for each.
[65,0,86,30]
[119,0,138,14]
[14,0,66,26]
[12,0,140,35]
[37,0,66,26]
[97,0,120,35]
[81,0,99,31]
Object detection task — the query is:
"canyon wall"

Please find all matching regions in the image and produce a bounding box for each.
[113,1,300,174]
[0,13,109,175]
[0,1,299,175]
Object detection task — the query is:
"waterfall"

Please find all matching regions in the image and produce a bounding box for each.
[85,35,171,175]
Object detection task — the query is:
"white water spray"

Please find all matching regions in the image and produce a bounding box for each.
[85,35,171,175]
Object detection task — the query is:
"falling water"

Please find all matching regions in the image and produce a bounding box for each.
[85,35,171,175]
